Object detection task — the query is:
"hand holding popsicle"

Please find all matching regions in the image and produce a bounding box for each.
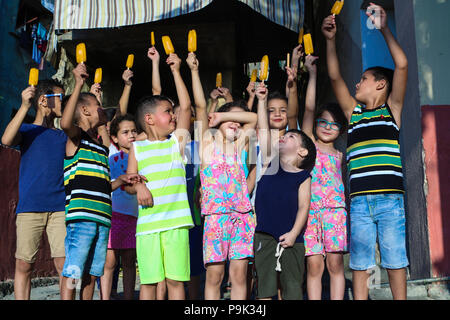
[366,2,387,30]
[166,53,181,72]
[147,46,160,62]
[322,15,337,40]
[304,55,319,74]
[186,52,199,71]
[21,86,36,109]
[292,44,303,68]
[122,68,134,86]
[73,63,89,85]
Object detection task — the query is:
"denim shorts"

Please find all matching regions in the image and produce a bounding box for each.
[349,194,409,271]
[62,221,110,279]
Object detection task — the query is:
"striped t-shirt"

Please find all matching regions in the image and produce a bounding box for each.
[134,135,193,236]
[64,131,112,227]
[346,103,404,198]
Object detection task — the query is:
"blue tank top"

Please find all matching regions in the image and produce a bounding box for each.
[255,164,311,243]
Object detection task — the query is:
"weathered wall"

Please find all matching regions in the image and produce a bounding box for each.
[0,145,57,281]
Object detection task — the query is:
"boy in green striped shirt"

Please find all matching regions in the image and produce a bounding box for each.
[323,4,409,300]
[126,53,194,300]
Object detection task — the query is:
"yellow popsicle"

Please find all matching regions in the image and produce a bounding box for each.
[250,69,257,82]
[94,68,102,84]
[76,43,86,64]
[303,33,314,55]
[259,55,269,81]
[216,73,222,88]
[28,68,39,86]
[151,31,155,46]
[126,54,134,69]
[162,36,175,55]
[188,29,197,53]
[331,0,344,15]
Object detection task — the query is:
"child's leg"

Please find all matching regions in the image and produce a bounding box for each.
[253,232,278,300]
[352,270,370,300]
[279,243,305,300]
[166,278,185,300]
[387,268,407,300]
[205,262,226,300]
[156,280,167,300]
[229,259,248,300]
[100,249,117,300]
[326,253,345,300]
[14,259,33,300]
[140,284,157,300]
[306,255,325,300]
[120,248,136,300]
[61,276,77,300]
[80,273,97,300]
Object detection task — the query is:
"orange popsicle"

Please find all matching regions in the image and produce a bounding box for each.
[331,0,344,15]
[216,73,222,88]
[76,43,86,64]
[28,68,39,86]
[298,27,304,45]
[259,55,269,82]
[126,54,134,69]
[188,29,197,53]
[162,36,175,55]
[250,69,257,82]
[94,68,102,84]
[151,31,155,46]
[303,33,314,55]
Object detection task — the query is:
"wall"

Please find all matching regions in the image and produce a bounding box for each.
[413,0,450,278]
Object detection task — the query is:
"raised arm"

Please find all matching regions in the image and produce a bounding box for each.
[279,178,311,248]
[286,65,299,130]
[255,83,271,165]
[1,86,35,146]
[118,69,134,116]
[60,63,87,140]
[208,89,220,113]
[322,15,357,121]
[246,81,256,110]
[301,55,319,140]
[148,47,162,95]
[167,53,191,152]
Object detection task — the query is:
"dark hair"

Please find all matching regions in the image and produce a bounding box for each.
[73,92,99,124]
[136,95,173,130]
[286,129,317,172]
[314,103,348,135]
[267,91,288,104]
[104,108,117,122]
[109,113,136,137]
[33,79,64,110]
[216,100,249,113]
[365,66,394,95]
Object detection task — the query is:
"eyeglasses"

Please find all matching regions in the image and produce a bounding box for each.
[45,93,64,101]
[316,119,341,131]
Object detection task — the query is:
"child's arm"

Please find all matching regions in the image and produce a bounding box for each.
[118,69,134,116]
[286,65,299,130]
[218,87,233,103]
[322,15,357,121]
[279,178,311,248]
[255,84,271,165]
[147,47,162,95]
[1,86,36,146]
[208,89,220,113]
[367,3,408,124]
[167,53,191,155]
[301,55,319,139]
[97,125,111,148]
[246,81,256,110]
[60,63,88,155]
[125,145,153,206]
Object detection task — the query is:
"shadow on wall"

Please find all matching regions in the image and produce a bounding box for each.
[422,106,450,278]
[0,145,57,281]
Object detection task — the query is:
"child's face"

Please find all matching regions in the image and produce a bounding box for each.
[151,101,176,135]
[112,120,137,151]
[279,131,304,156]
[47,86,65,117]
[355,71,379,103]
[315,111,340,143]
[268,99,288,130]
[86,96,107,127]
[219,107,242,142]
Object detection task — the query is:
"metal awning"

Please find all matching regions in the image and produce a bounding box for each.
[54,0,304,33]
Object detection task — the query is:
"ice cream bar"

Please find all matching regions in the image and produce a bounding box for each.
[188,29,197,53]
[151,31,155,46]
[28,68,39,86]
[287,53,290,68]
[76,43,86,64]
[303,33,314,55]
[162,36,175,55]
[250,69,257,82]
[298,27,304,45]
[126,54,134,69]
[331,0,344,15]
[94,68,102,84]
[216,73,222,88]
[259,55,269,81]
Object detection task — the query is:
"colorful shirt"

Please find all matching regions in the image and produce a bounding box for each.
[347,103,404,198]
[311,144,346,210]
[133,135,193,236]
[64,130,112,227]
[200,142,253,216]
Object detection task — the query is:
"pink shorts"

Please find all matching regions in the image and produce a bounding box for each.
[203,211,256,266]
[304,207,348,257]
[108,211,137,249]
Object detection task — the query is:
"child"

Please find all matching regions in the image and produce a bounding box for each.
[301,55,348,300]
[322,3,409,300]
[100,114,139,300]
[253,83,316,300]
[125,53,194,300]
[1,80,66,300]
[60,63,142,300]
[188,53,258,300]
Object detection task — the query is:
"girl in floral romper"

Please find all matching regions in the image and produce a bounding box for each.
[301,55,349,300]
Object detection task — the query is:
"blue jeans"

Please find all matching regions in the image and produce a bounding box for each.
[349,194,409,271]
[62,221,110,279]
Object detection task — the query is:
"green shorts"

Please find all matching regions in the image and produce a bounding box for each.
[254,232,305,300]
[136,227,190,284]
